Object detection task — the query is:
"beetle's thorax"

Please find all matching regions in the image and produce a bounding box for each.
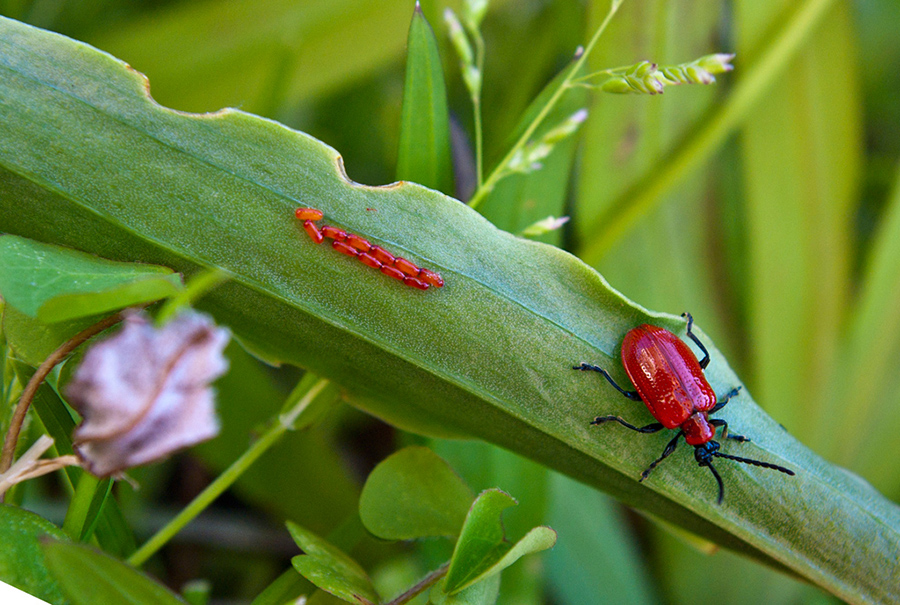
[682,412,715,445]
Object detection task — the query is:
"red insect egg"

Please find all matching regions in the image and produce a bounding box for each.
[345,234,372,253]
[357,253,382,270]
[295,207,324,221]
[380,265,405,281]
[332,240,359,257]
[393,257,419,276]
[403,276,430,290]
[321,225,348,241]
[418,268,444,288]
[302,220,324,244]
[369,245,395,265]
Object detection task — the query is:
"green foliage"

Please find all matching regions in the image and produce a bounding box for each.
[442,489,556,595]
[1,1,900,604]
[0,235,182,322]
[359,446,474,540]
[289,522,381,605]
[291,447,553,605]
[397,5,454,195]
[42,540,187,604]
[0,505,68,603]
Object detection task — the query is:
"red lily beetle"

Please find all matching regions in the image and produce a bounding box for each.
[574,313,794,504]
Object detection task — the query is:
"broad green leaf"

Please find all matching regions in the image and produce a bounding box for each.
[2,304,97,367]
[1,18,900,603]
[0,235,182,322]
[359,446,474,540]
[288,522,381,605]
[396,4,453,195]
[654,528,825,605]
[0,504,67,604]
[42,540,187,605]
[443,489,555,595]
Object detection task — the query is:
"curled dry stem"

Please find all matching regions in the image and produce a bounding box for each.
[0,311,128,476]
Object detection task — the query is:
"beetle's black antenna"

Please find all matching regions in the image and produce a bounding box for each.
[712,452,795,476]
[703,460,725,504]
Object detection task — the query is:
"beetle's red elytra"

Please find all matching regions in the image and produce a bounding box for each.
[574,313,794,504]
[295,207,443,291]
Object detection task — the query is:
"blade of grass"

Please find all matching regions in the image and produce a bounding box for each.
[396,3,454,195]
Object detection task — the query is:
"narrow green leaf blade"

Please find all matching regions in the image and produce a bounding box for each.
[0,505,67,604]
[0,235,182,322]
[818,158,900,496]
[359,446,474,540]
[42,540,187,605]
[396,4,453,194]
[288,522,380,605]
[735,1,861,452]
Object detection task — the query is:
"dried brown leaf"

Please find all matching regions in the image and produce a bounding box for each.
[66,311,229,476]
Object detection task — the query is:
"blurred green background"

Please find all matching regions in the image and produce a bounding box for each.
[3,0,899,603]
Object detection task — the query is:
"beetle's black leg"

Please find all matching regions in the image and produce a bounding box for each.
[709,418,750,442]
[591,416,664,433]
[709,386,742,414]
[640,431,684,481]
[681,312,711,370]
[574,363,641,401]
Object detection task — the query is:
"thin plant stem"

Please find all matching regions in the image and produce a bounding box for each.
[62,471,102,539]
[127,377,331,567]
[467,0,623,209]
[155,267,229,325]
[578,0,837,263]
[473,32,485,188]
[385,563,450,605]
[0,310,127,475]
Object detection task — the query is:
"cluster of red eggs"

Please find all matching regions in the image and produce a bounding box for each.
[295,207,444,291]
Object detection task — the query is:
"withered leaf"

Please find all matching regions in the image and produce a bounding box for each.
[66,311,229,477]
